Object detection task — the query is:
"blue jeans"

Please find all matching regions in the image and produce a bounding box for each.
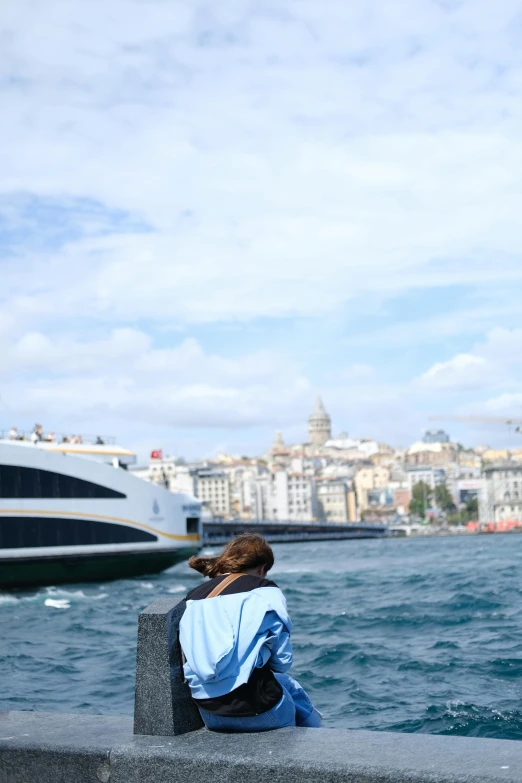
[197,673,322,732]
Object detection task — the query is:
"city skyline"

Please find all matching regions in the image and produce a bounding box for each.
[3,1,522,460]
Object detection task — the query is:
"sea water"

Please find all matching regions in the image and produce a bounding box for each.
[1,534,521,739]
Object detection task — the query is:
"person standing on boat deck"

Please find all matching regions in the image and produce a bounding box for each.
[30,424,43,443]
[179,534,322,732]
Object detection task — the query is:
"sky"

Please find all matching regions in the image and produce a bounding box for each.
[2,0,522,460]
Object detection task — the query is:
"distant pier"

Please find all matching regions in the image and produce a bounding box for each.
[202,520,388,545]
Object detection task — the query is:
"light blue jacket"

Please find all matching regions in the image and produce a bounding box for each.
[179,586,293,700]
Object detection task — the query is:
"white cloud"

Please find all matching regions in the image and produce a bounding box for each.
[418,326,522,394]
[483,393,522,413]
[2,330,294,384]
[0,329,311,430]
[478,328,522,364]
[5,329,151,372]
[4,132,522,329]
[420,353,488,389]
[2,1,522,331]
[343,297,522,349]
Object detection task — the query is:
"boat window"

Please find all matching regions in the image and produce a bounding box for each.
[0,517,157,548]
[0,465,126,499]
[186,517,199,534]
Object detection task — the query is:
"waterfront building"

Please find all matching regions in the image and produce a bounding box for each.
[323,446,368,462]
[481,449,522,465]
[356,439,381,458]
[130,453,182,490]
[223,461,269,520]
[444,465,482,505]
[481,448,511,463]
[392,487,411,515]
[269,430,291,467]
[367,487,395,510]
[237,467,256,520]
[171,465,198,496]
[347,486,357,521]
[251,472,271,521]
[456,450,482,469]
[317,479,350,523]
[479,462,522,523]
[131,454,235,519]
[194,469,232,518]
[308,396,332,448]
[370,444,396,466]
[354,465,390,512]
[405,440,458,466]
[422,429,450,444]
[456,478,484,505]
[323,435,359,451]
[271,470,290,520]
[270,469,318,521]
[405,466,446,491]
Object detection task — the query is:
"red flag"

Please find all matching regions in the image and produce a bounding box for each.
[150,449,163,460]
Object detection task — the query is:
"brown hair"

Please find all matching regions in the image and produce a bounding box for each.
[188,534,274,578]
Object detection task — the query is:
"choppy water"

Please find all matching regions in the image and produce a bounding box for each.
[1,534,522,738]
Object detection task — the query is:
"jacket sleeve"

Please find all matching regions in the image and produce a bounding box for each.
[263,613,293,673]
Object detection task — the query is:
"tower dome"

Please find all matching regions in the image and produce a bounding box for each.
[308,396,332,448]
[272,430,285,452]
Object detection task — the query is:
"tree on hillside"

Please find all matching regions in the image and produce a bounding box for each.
[465,496,478,519]
[434,484,457,514]
[447,496,479,525]
[409,481,433,519]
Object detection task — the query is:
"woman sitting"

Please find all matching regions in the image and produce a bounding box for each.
[179,533,321,732]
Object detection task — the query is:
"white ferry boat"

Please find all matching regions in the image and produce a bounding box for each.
[0,432,201,588]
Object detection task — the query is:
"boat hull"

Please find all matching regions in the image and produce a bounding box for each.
[0,547,199,589]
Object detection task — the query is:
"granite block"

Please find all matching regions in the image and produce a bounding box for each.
[133,595,203,736]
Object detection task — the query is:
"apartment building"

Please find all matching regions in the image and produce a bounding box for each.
[479,462,522,523]
[354,465,390,512]
[251,472,271,521]
[270,470,318,521]
[130,454,184,491]
[195,470,232,518]
[317,479,349,523]
[405,466,446,491]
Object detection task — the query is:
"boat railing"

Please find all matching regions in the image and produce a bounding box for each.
[0,429,116,446]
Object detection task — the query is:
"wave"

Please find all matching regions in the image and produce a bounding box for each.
[0,594,19,605]
[386,702,522,740]
[44,598,70,609]
[46,587,109,600]
[443,593,503,612]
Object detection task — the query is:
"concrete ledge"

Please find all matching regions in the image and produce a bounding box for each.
[2,711,522,783]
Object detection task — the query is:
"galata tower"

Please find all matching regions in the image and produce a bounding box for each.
[308,396,332,448]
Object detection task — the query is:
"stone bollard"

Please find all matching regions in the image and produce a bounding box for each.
[133,595,204,736]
